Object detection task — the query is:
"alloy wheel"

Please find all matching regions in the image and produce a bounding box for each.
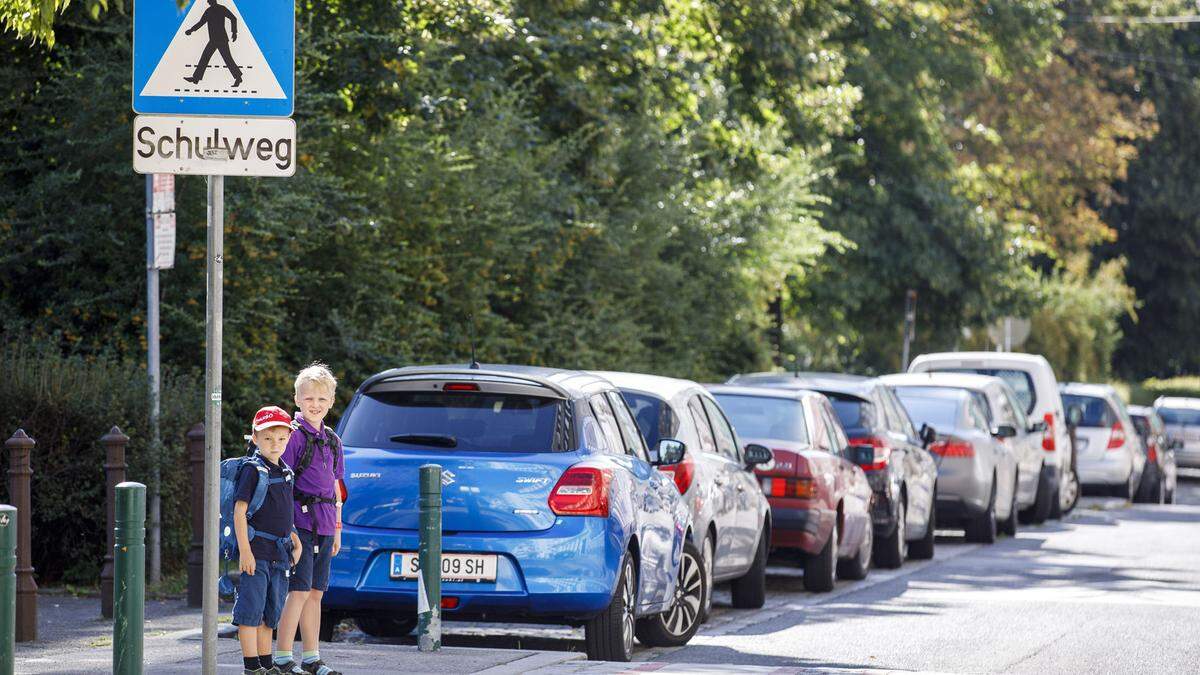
[621,560,636,656]
[663,549,703,636]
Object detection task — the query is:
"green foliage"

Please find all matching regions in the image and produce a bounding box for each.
[0,341,200,584]
[1138,376,1200,405]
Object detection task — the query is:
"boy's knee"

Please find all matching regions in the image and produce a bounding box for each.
[288,589,311,602]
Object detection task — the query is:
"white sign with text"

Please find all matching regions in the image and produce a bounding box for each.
[133,115,297,176]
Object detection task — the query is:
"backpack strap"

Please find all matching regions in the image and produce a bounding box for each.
[291,423,342,512]
[246,454,293,520]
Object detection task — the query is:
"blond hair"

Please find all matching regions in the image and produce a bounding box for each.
[294,362,337,395]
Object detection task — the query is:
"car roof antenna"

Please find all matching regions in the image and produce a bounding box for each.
[468,314,481,370]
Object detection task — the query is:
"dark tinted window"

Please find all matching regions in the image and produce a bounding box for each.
[1158,408,1200,426]
[1130,414,1151,440]
[342,391,560,452]
[621,391,678,450]
[825,394,872,432]
[713,394,808,443]
[1059,394,1113,428]
[933,368,1036,414]
[893,387,965,430]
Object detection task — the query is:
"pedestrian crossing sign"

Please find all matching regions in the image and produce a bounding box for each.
[133,0,294,116]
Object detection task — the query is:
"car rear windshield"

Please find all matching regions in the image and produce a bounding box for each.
[1130,415,1151,439]
[341,390,562,452]
[824,393,873,432]
[932,367,1036,414]
[1157,407,1200,426]
[892,387,963,430]
[1059,394,1112,428]
[620,391,678,450]
[713,394,808,443]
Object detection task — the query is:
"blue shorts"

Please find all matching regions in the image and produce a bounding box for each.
[233,559,289,628]
[289,528,333,592]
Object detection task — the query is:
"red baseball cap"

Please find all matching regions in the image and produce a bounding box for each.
[252,406,293,432]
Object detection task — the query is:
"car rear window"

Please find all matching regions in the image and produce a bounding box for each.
[932,367,1037,415]
[1157,407,1200,426]
[1130,414,1151,439]
[341,390,562,452]
[713,394,808,443]
[892,387,963,430]
[824,393,873,432]
[1059,394,1112,428]
[620,391,678,450]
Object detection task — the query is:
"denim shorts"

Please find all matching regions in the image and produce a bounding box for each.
[233,559,289,628]
[289,528,333,592]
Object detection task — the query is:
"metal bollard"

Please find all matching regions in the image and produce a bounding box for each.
[4,431,35,642]
[417,464,442,652]
[101,427,130,619]
[113,482,146,675]
[0,504,15,675]
[185,423,205,608]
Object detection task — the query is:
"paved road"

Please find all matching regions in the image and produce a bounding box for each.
[368,472,1200,673]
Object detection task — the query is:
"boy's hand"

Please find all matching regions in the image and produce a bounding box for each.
[332,530,341,557]
[239,553,256,576]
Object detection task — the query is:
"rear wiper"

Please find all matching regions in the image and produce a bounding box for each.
[389,434,457,448]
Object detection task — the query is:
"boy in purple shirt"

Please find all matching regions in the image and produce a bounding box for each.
[273,363,343,675]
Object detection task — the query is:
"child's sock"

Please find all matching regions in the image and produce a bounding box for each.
[302,650,320,664]
[274,650,294,665]
[243,656,261,671]
[259,655,274,670]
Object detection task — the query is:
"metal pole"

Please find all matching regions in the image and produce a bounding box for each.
[4,431,35,643]
[902,290,917,371]
[186,424,205,608]
[146,175,162,587]
[113,482,146,675]
[201,175,224,674]
[417,464,442,652]
[0,504,16,675]
[101,427,129,619]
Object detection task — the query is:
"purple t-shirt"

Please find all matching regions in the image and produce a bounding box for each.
[282,415,342,536]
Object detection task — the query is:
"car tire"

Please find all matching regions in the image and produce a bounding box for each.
[1020,465,1054,525]
[965,482,997,544]
[1054,469,1078,518]
[355,615,416,639]
[636,540,705,647]
[1166,485,1176,504]
[585,554,636,661]
[908,499,936,560]
[1112,472,1136,501]
[999,475,1019,537]
[730,526,767,609]
[873,498,906,569]
[837,520,872,581]
[319,611,340,642]
[803,518,837,593]
[698,534,715,621]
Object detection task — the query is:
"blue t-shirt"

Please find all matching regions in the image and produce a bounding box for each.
[233,455,294,562]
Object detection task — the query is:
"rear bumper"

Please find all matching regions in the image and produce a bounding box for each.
[1174,446,1200,469]
[324,516,622,623]
[767,501,833,555]
[1078,451,1132,486]
[932,456,991,516]
[934,496,989,527]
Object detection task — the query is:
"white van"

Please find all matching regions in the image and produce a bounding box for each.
[908,352,1078,517]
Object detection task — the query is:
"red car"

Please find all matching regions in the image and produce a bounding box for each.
[707,385,874,592]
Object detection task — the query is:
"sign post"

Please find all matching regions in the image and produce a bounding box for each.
[132,0,295,670]
[146,173,174,587]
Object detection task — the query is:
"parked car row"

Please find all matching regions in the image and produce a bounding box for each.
[317,353,1180,662]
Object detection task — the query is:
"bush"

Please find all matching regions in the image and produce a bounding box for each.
[1139,376,1200,405]
[0,342,201,585]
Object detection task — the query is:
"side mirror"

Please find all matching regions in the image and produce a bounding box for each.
[848,444,876,466]
[653,438,686,466]
[919,423,937,447]
[1170,439,1184,451]
[1028,420,1048,433]
[743,443,773,468]
[1067,405,1084,427]
[992,424,1017,439]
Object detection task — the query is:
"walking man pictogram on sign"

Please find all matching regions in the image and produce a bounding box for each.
[183,0,242,87]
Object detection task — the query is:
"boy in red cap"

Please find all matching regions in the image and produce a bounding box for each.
[233,406,303,675]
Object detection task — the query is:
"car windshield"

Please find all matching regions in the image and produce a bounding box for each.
[1157,407,1200,426]
[824,393,873,431]
[893,387,963,430]
[1059,394,1112,428]
[620,391,677,450]
[933,367,1036,415]
[713,394,808,443]
[341,390,561,452]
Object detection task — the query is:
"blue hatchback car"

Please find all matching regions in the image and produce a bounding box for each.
[323,365,695,661]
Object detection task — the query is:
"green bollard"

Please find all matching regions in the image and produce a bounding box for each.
[113,482,146,675]
[0,505,15,675]
[417,464,442,652]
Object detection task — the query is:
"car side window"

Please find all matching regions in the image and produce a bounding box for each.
[687,396,718,455]
[607,391,650,462]
[972,392,994,427]
[701,396,741,462]
[810,402,831,452]
[589,394,626,457]
[969,399,990,432]
[822,405,846,453]
[1003,389,1027,429]
[995,390,1018,427]
[886,388,918,439]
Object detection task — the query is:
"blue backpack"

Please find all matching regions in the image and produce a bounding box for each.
[217,452,294,595]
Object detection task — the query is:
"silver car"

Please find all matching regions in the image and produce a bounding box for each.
[1060,383,1146,500]
[597,372,773,624]
[1154,396,1200,469]
[880,373,1026,543]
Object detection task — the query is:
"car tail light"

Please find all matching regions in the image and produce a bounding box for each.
[1107,421,1126,450]
[849,435,891,471]
[760,477,817,498]
[443,382,480,392]
[548,466,612,516]
[441,597,459,609]
[929,440,975,457]
[1042,413,1056,452]
[1147,444,1158,463]
[657,454,695,495]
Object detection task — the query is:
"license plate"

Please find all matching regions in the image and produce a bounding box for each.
[1075,438,1089,451]
[390,552,497,583]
